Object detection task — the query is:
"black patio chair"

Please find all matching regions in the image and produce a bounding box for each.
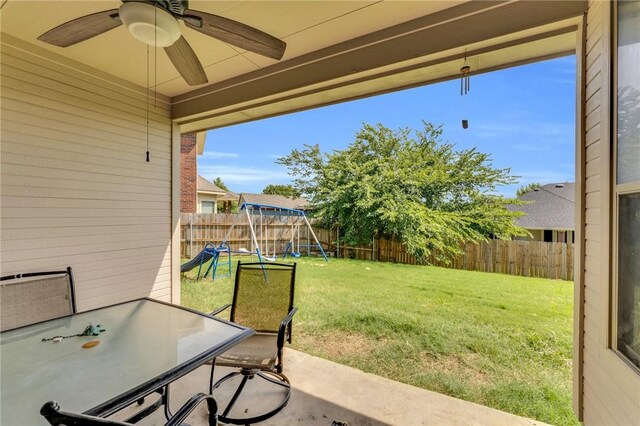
[209,261,297,425]
[0,267,76,332]
[40,393,218,426]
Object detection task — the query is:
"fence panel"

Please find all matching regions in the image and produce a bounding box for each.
[180,212,325,259]
[180,215,574,280]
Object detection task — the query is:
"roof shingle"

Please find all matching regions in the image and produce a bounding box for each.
[197,175,227,194]
[239,193,309,210]
[508,182,575,230]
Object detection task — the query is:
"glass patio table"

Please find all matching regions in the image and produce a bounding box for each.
[0,298,253,425]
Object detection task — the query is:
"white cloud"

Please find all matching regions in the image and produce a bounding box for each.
[513,170,575,185]
[201,151,240,159]
[198,164,290,184]
[511,143,553,152]
[540,77,575,85]
[474,121,574,141]
[493,169,575,198]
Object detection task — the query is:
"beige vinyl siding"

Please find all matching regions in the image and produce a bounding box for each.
[0,37,174,311]
[580,1,640,424]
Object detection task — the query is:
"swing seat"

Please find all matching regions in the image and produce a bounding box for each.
[291,252,301,258]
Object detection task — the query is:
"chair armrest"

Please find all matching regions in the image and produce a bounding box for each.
[210,304,231,316]
[277,307,298,348]
[41,401,130,425]
[166,393,218,426]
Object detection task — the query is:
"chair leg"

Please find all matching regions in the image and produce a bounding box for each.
[123,386,167,424]
[276,348,283,373]
[209,361,216,395]
[257,371,290,388]
[206,397,218,426]
[212,369,291,425]
[163,385,173,420]
[221,374,250,418]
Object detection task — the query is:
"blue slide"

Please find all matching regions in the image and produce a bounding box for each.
[180,249,214,273]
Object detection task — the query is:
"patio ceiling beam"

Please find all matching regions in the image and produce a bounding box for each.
[172,0,587,129]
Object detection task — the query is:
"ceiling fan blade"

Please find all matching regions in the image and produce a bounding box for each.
[164,36,208,86]
[184,9,286,60]
[38,9,121,47]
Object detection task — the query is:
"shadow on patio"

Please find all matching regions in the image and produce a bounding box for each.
[117,349,546,426]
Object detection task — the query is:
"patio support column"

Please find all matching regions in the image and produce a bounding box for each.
[572,12,586,421]
[172,122,182,304]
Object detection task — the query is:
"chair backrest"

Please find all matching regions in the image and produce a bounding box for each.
[0,267,76,332]
[230,262,295,333]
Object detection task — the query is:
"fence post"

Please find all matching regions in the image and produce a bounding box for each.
[372,236,376,261]
[189,213,194,259]
[560,243,569,280]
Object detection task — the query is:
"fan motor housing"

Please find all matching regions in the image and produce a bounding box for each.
[158,0,188,16]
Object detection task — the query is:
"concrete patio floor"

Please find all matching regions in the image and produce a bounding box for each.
[121,349,547,425]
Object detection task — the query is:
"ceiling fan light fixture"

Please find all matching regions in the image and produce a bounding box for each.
[119,2,181,47]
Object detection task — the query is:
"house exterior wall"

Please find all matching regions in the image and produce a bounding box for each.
[0,37,175,311]
[578,1,640,423]
[515,229,543,241]
[528,229,543,241]
[180,133,197,213]
[516,229,574,242]
[197,193,219,213]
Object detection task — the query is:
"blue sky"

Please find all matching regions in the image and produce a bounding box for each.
[200,55,576,197]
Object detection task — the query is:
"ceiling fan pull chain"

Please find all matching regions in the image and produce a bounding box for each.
[144,1,157,164]
[154,2,158,109]
[146,43,150,163]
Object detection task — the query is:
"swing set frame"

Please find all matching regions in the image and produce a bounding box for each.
[223,202,328,262]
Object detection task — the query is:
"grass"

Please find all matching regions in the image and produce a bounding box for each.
[181,257,577,425]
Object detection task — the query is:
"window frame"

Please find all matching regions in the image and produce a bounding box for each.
[611,0,640,373]
[200,201,216,214]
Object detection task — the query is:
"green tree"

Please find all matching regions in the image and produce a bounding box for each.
[262,184,301,198]
[213,177,229,191]
[516,182,541,197]
[278,122,526,263]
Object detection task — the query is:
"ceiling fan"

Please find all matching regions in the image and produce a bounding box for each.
[37,0,287,86]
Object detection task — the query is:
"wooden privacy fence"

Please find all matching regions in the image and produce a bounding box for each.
[180,213,321,259]
[314,228,574,281]
[181,214,574,281]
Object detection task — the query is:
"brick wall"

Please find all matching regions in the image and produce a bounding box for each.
[180,133,197,213]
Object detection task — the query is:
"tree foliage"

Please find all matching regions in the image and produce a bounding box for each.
[213,177,230,191]
[278,122,527,263]
[516,182,541,197]
[262,184,301,198]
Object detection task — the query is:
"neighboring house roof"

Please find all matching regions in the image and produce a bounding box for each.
[197,175,227,195]
[508,182,575,230]
[218,190,239,202]
[239,193,309,211]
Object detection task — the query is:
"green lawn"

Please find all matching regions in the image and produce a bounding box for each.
[181,257,577,425]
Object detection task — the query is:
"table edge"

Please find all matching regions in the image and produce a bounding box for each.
[2,297,254,419]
